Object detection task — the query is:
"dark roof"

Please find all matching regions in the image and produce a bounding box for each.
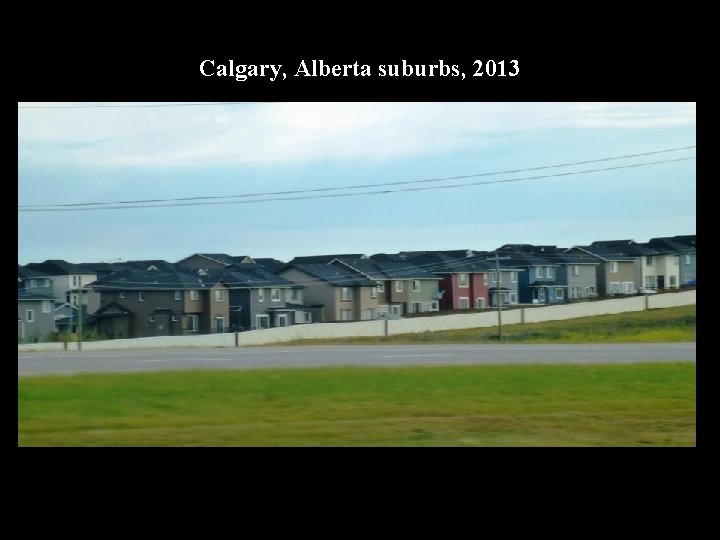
[286,263,378,286]
[331,258,440,280]
[648,235,696,253]
[485,252,556,267]
[18,266,52,280]
[18,290,56,301]
[88,268,222,291]
[25,260,88,275]
[95,302,134,317]
[218,267,301,288]
[590,239,657,256]
[252,258,287,273]
[573,244,641,261]
[291,254,367,264]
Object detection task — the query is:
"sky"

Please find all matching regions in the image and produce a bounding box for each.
[17,102,696,265]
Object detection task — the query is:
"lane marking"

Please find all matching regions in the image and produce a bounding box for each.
[380,354,453,358]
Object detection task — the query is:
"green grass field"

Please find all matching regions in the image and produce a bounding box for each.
[18,363,696,446]
[279,305,696,345]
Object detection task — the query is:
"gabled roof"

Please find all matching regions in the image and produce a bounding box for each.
[18,290,56,301]
[217,267,302,288]
[95,302,134,317]
[484,252,555,268]
[88,268,222,291]
[252,258,287,274]
[25,260,92,275]
[331,258,440,281]
[571,245,636,262]
[648,235,697,253]
[284,263,378,287]
[589,239,657,256]
[18,266,52,280]
[290,254,368,264]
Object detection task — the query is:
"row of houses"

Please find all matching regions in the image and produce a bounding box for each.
[18,235,696,341]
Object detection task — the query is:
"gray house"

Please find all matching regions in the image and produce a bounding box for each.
[18,289,56,341]
[648,235,696,286]
[176,254,312,329]
[570,245,636,296]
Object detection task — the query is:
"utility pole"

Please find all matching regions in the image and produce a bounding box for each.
[495,252,502,342]
[77,276,83,351]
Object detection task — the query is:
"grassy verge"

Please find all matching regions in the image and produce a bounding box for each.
[18,363,696,446]
[279,305,696,345]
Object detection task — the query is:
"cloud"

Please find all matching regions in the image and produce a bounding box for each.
[18,102,696,168]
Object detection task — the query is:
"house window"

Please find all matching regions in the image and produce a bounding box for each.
[149,315,156,323]
[430,301,439,311]
[215,289,224,302]
[138,292,146,302]
[290,289,299,301]
[174,290,182,301]
[30,279,37,288]
[511,271,517,283]
[377,282,385,293]
[510,293,517,303]
[535,267,543,278]
[684,254,691,264]
[362,309,376,320]
[483,274,488,286]
[646,256,654,266]
[674,256,680,266]
[609,282,621,294]
[586,287,596,296]
[390,305,402,316]
[256,315,270,329]
[42,301,52,313]
[475,297,485,308]
[458,273,469,287]
[669,276,677,287]
[44,279,51,287]
[187,314,199,332]
[257,289,264,302]
[573,266,580,276]
[341,287,351,301]
[546,267,554,279]
[72,276,78,287]
[71,294,78,306]
[610,261,619,273]
[395,281,403,292]
[171,316,179,322]
[304,312,312,323]
[26,309,34,322]
[458,297,470,309]
[623,282,635,294]
[120,292,127,299]
[412,280,421,292]
[645,276,657,288]
[370,287,378,298]
[340,309,352,321]
[271,289,281,301]
[555,288,564,300]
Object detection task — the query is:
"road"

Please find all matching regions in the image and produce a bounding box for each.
[17,343,696,376]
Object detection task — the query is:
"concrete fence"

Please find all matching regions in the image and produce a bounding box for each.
[18,290,695,352]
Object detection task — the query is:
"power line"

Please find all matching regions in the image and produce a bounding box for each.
[18,146,696,209]
[17,102,259,109]
[18,156,696,213]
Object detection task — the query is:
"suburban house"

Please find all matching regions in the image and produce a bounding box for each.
[490,249,564,305]
[578,240,680,293]
[23,260,101,314]
[569,244,637,296]
[177,254,311,329]
[381,251,524,309]
[279,262,379,322]
[329,257,443,316]
[18,289,56,341]
[87,267,230,339]
[648,235,696,286]
[495,245,599,301]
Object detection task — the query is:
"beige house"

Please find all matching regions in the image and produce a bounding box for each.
[279,263,379,322]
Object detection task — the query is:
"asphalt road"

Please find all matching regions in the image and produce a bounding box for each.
[17,343,696,376]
